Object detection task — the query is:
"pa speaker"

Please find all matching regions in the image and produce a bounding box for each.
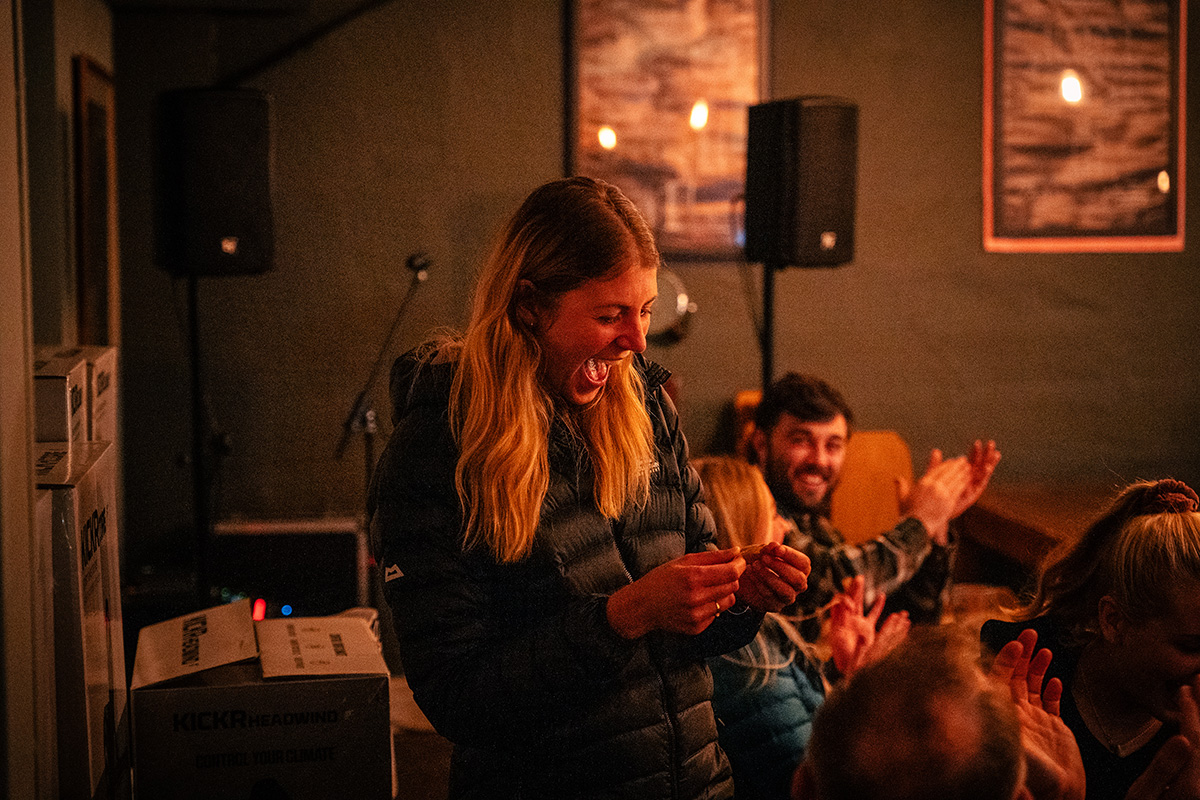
[156,88,274,276]
[744,97,858,267]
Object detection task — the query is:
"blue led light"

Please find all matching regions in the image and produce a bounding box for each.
[281,605,293,616]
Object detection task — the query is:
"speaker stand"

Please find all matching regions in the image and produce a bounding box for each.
[334,256,429,502]
[761,261,782,389]
[187,274,213,606]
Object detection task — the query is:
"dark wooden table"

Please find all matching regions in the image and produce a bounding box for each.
[953,481,1121,588]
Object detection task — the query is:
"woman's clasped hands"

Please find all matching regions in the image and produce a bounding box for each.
[606,542,810,639]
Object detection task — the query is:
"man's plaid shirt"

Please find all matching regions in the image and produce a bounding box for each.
[781,509,953,635]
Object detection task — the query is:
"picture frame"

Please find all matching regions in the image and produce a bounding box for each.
[566,0,767,261]
[74,55,120,345]
[983,0,1186,253]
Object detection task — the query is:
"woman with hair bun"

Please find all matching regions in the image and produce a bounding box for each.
[369,177,810,799]
[982,479,1200,800]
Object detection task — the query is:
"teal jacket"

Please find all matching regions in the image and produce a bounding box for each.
[708,621,826,799]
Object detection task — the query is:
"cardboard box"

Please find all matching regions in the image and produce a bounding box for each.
[39,441,128,799]
[75,345,126,584]
[33,442,72,486]
[34,345,89,448]
[76,345,118,443]
[34,489,59,799]
[131,600,392,800]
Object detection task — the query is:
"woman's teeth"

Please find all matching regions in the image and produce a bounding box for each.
[584,358,611,383]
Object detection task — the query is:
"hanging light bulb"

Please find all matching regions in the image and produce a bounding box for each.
[1061,70,1083,103]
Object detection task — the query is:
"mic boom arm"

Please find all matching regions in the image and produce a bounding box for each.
[333,252,430,461]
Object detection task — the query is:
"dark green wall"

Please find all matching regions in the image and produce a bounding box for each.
[113,0,1200,572]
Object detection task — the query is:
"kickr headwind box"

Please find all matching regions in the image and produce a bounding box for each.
[37,440,127,799]
[130,599,392,800]
[33,345,88,452]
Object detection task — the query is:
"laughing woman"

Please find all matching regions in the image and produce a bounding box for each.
[369,177,810,799]
[982,479,1200,800]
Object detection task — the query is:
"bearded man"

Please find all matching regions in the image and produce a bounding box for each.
[749,373,999,629]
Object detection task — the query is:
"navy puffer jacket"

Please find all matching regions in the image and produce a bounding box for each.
[369,349,762,799]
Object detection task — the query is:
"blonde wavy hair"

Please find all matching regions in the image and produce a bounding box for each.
[444,177,659,563]
[696,455,775,552]
[1014,479,1200,645]
[693,455,816,683]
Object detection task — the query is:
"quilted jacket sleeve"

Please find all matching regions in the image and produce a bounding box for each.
[652,385,763,659]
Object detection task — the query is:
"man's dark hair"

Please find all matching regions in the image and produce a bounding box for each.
[754,373,855,433]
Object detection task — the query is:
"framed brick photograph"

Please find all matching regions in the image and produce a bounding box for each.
[984,0,1186,252]
[567,0,767,260]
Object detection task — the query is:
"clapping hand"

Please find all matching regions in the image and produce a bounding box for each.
[903,440,1000,546]
[1127,676,1200,800]
[827,576,910,677]
[951,439,1001,518]
[989,629,1085,800]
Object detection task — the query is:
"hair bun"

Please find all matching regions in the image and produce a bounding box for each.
[1142,479,1200,514]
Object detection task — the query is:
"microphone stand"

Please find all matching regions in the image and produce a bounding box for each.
[335,253,428,676]
[334,253,430,501]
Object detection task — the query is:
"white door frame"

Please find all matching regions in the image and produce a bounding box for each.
[1,0,43,796]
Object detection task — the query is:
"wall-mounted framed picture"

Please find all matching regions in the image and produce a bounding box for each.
[74,55,120,345]
[566,0,767,261]
[983,0,1186,253]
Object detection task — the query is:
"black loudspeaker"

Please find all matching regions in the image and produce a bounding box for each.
[744,97,858,267]
[156,88,274,276]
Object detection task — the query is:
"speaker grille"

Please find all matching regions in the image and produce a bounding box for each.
[156,88,274,276]
[745,97,858,267]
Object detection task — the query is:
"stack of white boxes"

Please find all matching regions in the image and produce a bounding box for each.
[32,346,87,482]
[33,344,127,800]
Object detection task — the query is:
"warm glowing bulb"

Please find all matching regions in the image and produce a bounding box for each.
[690,100,709,130]
[1158,170,1171,193]
[598,126,617,149]
[252,598,267,621]
[1061,71,1082,103]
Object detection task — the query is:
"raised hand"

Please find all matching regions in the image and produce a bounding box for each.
[1156,676,1200,800]
[606,549,745,639]
[950,439,1001,518]
[905,453,971,545]
[904,440,1001,546]
[828,575,909,677]
[989,629,1085,800]
[1127,735,1192,800]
